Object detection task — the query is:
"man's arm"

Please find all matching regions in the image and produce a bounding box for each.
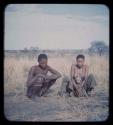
[26,67,44,87]
[45,66,61,82]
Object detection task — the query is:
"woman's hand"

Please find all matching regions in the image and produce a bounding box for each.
[74,83,82,90]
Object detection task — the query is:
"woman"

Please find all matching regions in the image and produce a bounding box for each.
[59,54,96,97]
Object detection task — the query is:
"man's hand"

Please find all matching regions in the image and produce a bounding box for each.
[44,75,51,83]
[36,73,46,78]
[27,73,46,87]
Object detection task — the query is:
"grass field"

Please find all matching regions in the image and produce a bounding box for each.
[4,54,109,121]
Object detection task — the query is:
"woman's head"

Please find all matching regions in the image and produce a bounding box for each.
[76,54,85,67]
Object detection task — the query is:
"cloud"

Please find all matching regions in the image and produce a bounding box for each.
[66,14,109,24]
[5,4,41,13]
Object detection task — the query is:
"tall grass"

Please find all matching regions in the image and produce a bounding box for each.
[4,55,109,95]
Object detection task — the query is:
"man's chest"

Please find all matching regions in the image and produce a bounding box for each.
[33,67,48,76]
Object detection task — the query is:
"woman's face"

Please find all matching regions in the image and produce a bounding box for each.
[76,58,85,67]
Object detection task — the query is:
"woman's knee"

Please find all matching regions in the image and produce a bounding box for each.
[62,76,70,83]
[88,73,97,86]
[88,73,94,79]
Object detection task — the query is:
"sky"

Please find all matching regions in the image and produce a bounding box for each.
[5,4,109,50]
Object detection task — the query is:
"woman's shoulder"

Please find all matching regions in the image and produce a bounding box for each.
[83,65,88,69]
[71,64,76,69]
[30,65,39,71]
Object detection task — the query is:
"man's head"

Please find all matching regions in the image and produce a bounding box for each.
[76,54,85,68]
[38,54,48,69]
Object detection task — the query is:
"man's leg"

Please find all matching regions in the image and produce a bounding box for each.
[26,85,42,98]
[39,79,56,96]
[83,74,97,96]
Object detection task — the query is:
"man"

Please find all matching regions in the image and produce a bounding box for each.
[26,54,61,98]
[59,54,96,97]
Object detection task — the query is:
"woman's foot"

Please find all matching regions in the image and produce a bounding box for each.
[88,89,95,97]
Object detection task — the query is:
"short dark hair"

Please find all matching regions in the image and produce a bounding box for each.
[38,54,48,62]
[76,54,85,60]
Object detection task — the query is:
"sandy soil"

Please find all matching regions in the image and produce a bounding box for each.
[4,85,109,122]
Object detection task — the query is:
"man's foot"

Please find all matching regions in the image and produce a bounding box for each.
[42,92,49,97]
[88,89,95,97]
[26,94,34,99]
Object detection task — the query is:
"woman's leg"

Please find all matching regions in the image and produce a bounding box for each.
[39,79,56,96]
[83,74,97,96]
[59,76,72,96]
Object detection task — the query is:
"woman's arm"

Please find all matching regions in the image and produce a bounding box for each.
[70,65,82,89]
[81,65,88,87]
[70,64,77,87]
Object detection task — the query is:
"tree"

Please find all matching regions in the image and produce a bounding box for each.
[29,46,39,52]
[22,47,29,53]
[88,41,109,56]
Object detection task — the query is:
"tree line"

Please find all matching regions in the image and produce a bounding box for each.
[22,41,109,56]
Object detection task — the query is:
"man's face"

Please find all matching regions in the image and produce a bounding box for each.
[76,58,85,67]
[39,59,48,69]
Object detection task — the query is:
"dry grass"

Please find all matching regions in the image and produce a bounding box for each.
[4,54,109,121]
[4,55,109,94]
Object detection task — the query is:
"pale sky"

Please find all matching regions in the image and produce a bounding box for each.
[5,4,109,50]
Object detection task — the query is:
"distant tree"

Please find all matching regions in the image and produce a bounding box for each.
[88,41,109,56]
[29,46,39,52]
[24,47,28,50]
[22,47,29,53]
